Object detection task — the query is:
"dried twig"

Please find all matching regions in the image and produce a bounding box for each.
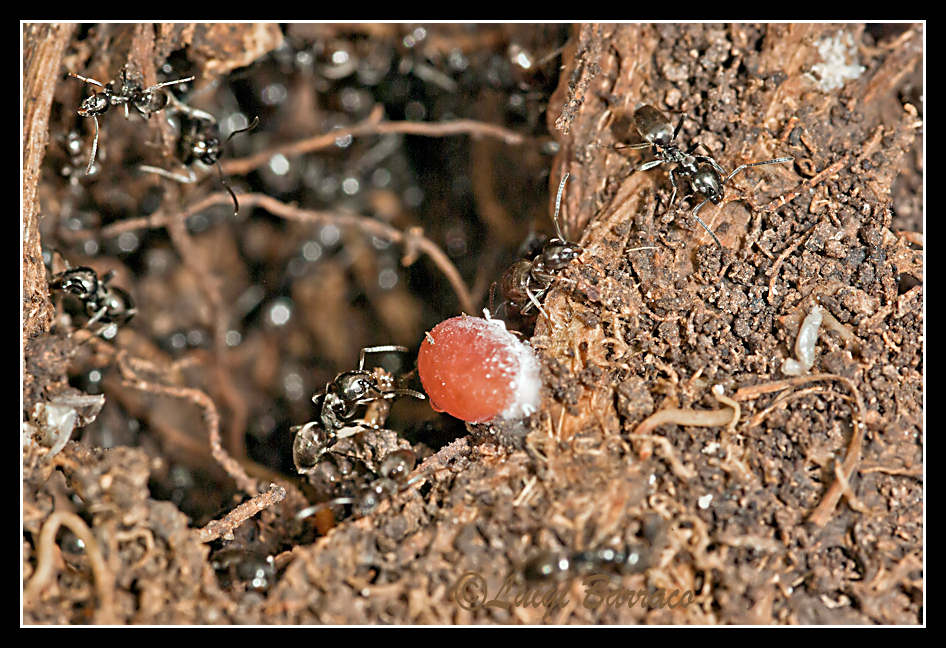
[220,104,524,177]
[194,483,287,543]
[114,192,474,314]
[116,351,259,495]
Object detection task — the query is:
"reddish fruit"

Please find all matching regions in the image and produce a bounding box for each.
[417,314,541,423]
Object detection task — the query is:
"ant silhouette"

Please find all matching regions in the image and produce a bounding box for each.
[523,544,651,581]
[68,67,199,175]
[501,172,582,322]
[139,113,260,216]
[617,104,793,247]
[292,345,425,476]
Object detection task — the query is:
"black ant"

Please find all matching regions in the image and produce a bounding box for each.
[296,448,436,521]
[48,266,136,337]
[617,104,793,248]
[68,67,200,175]
[500,172,582,321]
[292,345,425,476]
[139,113,260,217]
[523,544,651,581]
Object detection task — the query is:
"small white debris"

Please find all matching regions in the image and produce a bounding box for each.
[702,442,721,455]
[698,494,714,510]
[806,31,866,92]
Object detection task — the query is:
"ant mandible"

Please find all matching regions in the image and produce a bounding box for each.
[292,345,425,475]
[501,172,582,321]
[619,104,793,248]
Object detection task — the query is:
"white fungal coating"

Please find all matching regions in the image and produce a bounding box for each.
[479,311,541,420]
[782,305,824,376]
[806,31,866,92]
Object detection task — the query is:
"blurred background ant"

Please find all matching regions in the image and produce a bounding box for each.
[48,261,136,339]
[616,104,793,247]
[139,113,260,217]
[523,543,651,582]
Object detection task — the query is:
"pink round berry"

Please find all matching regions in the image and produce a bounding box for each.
[417,314,541,423]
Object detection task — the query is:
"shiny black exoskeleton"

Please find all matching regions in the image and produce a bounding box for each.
[69,68,195,174]
[501,173,582,319]
[296,448,423,521]
[49,266,136,334]
[620,104,793,247]
[523,544,651,581]
[291,346,425,475]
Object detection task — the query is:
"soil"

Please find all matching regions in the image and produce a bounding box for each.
[22,23,923,625]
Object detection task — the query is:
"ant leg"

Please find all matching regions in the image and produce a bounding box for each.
[637,159,665,173]
[612,142,653,152]
[668,166,685,209]
[84,115,99,175]
[68,72,105,88]
[164,92,218,123]
[149,76,195,91]
[138,165,197,184]
[525,286,552,325]
[672,112,687,142]
[725,157,794,182]
[359,345,410,369]
[691,199,722,248]
[694,149,728,178]
[296,497,356,521]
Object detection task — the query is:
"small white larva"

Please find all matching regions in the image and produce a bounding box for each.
[782,305,824,376]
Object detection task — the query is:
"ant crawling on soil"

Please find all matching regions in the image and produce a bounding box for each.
[68,67,200,174]
[501,172,582,321]
[296,448,435,520]
[48,265,136,338]
[139,113,260,217]
[523,544,651,581]
[292,346,425,476]
[618,104,793,248]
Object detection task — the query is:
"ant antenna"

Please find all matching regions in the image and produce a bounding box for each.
[552,172,569,241]
[216,116,261,217]
[226,115,260,144]
[214,161,241,217]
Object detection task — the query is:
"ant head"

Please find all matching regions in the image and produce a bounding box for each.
[333,371,383,406]
[50,267,99,299]
[77,93,109,117]
[541,240,582,272]
[691,164,724,203]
